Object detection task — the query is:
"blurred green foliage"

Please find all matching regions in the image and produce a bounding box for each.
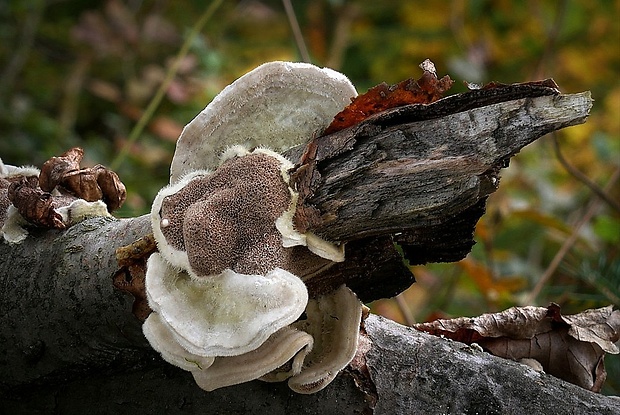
[1,0,618,394]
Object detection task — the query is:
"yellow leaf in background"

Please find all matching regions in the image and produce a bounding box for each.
[458,257,526,301]
[511,210,571,234]
[602,87,620,133]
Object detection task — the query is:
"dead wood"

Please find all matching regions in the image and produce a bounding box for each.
[1,89,609,414]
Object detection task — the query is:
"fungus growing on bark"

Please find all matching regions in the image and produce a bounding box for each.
[261,285,364,394]
[145,253,308,357]
[145,249,364,394]
[143,312,216,371]
[152,147,343,278]
[144,61,364,394]
[169,61,357,183]
[0,159,41,243]
[191,327,314,392]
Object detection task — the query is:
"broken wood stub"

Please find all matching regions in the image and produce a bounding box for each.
[287,85,592,300]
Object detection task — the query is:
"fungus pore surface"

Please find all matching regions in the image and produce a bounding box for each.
[153,151,294,277]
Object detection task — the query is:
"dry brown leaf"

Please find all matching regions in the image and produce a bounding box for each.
[114,234,157,321]
[39,147,84,192]
[413,304,619,392]
[113,263,150,321]
[323,59,454,135]
[39,147,126,212]
[3,148,127,235]
[93,166,126,211]
[8,177,66,229]
[61,169,104,202]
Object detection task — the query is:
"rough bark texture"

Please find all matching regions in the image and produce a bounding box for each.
[365,316,619,415]
[0,224,617,415]
[0,216,151,389]
[289,90,591,241]
[2,91,615,414]
[285,91,593,298]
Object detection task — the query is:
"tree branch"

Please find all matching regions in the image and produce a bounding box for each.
[289,91,592,240]
[1,90,609,414]
[287,90,593,299]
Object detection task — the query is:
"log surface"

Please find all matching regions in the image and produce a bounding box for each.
[1,91,610,414]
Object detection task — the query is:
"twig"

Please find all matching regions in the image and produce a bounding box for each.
[110,0,224,170]
[552,133,620,212]
[282,0,311,63]
[394,292,416,326]
[523,167,620,305]
[325,4,357,70]
[532,0,568,79]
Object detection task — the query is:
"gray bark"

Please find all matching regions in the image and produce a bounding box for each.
[2,90,616,414]
[289,93,593,241]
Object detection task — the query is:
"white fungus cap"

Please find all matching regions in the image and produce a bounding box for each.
[145,253,309,357]
[170,61,357,184]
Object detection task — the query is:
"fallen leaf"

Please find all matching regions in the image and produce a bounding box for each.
[39,147,126,212]
[3,148,126,236]
[413,304,619,392]
[61,169,104,202]
[113,263,150,321]
[93,166,126,211]
[8,177,66,229]
[323,59,454,135]
[39,147,84,192]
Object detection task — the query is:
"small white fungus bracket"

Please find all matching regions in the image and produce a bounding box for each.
[144,61,364,394]
[55,199,112,225]
[288,285,363,394]
[1,205,29,244]
[143,312,216,372]
[145,253,308,357]
[192,326,314,392]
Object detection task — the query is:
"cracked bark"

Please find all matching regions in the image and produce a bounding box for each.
[2,91,616,414]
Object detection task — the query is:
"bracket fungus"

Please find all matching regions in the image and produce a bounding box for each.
[145,253,308,357]
[169,61,357,183]
[280,285,363,394]
[144,61,366,394]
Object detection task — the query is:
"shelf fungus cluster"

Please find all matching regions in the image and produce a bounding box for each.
[144,62,365,394]
[0,148,126,244]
